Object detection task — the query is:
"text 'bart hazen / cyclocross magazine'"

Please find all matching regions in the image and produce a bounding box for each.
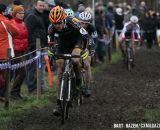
[113,123,160,129]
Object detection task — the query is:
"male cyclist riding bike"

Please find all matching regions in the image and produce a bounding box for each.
[48,6,89,116]
[119,15,141,60]
[78,11,98,96]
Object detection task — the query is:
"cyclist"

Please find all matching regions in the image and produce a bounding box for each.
[119,15,141,61]
[48,6,89,116]
[78,11,98,96]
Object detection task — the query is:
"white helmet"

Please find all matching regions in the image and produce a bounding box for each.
[79,12,92,22]
[64,8,74,17]
[116,8,123,15]
[130,16,139,23]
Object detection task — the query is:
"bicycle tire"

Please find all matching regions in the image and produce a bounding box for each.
[130,47,134,68]
[79,70,87,104]
[74,70,85,106]
[126,47,134,71]
[77,75,84,106]
[61,73,69,124]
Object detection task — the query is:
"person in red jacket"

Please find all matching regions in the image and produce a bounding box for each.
[10,5,28,100]
[0,4,19,60]
[0,3,18,97]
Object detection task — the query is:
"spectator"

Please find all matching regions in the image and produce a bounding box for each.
[0,3,18,97]
[10,5,28,100]
[143,11,155,49]
[124,5,132,22]
[138,1,148,30]
[5,0,23,19]
[43,0,55,34]
[25,0,47,93]
[105,3,115,38]
[74,4,85,18]
[115,8,124,31]
[95,8,107,63]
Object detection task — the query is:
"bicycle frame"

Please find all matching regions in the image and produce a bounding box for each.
[59,55,73,102]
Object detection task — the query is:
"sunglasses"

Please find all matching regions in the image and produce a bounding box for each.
[52,21,63,26]
[80,21,89,25]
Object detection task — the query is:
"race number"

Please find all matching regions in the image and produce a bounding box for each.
[80,28,88,35]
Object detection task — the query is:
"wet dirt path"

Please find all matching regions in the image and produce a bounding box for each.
[10,48,160,130]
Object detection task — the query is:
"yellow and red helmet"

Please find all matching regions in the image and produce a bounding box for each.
[49,6,67,23]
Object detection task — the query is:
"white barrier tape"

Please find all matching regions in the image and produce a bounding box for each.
[0,55,40,70]
[0,62,10,70]
[0,49,48,70]
[11,55,40,70]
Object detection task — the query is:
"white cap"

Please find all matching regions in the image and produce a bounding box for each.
[116,8,123,15]
[45,0,55,6]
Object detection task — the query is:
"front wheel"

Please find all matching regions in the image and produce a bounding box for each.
[61,73,70,124]
[126,47,134,71]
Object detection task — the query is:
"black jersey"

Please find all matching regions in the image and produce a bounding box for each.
[49,16,88,44]
[86,23,98,39]
[48,16,89,54]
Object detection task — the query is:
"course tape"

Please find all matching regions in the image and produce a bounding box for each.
[0,51,48,70]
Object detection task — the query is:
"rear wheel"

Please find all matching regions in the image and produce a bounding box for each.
[79,71,87,104]
[77,88,84,106]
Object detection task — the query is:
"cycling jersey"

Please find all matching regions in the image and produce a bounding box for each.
[121,21,141,39]
[86,23,98,39]
[85,23,98,54]
[48,16,89,54]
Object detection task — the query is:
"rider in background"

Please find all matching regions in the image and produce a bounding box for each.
[78,11,98,97]
[119,15,141,60]
[48,6,89,116]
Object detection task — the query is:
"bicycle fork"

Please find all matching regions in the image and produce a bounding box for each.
[60,73,71,102]
[127,47,133,62]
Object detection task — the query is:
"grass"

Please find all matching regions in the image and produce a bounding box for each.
[0,50,122,129]
[144,109,160,121]
[92,50,122,73]
[0,86,56,129]
[110,50,122,64]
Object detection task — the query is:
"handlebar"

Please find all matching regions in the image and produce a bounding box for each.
[125,39,139,42]
[54,54,80,59]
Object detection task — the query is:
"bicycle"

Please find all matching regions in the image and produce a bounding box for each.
[122,30,142,71]
[124,36,139,71]
[124,38,134,71]
[54,54,86,124]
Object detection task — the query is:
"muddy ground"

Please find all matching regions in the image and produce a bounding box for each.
[10,47,160,130]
